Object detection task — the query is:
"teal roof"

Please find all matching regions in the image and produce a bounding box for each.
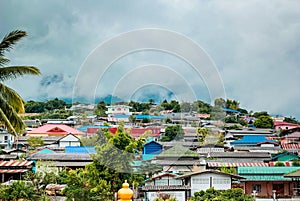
[238,167,300,181]
[142,154,157,161]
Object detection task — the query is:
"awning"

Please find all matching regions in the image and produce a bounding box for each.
[282,144,300,150]
[207,162,269,167]
[0,169,29,173]
[0,161,33,167]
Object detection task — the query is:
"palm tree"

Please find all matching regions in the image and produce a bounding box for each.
[0,30,40,135]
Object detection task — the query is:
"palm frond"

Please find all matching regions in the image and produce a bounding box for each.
[0,57,10,66]
[0,66,40,82]
[0,30,27,56]
[0,83,25,113]
[0,96,25,135]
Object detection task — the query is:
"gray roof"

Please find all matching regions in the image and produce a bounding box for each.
[28,153,92,161]
[17,136,62,145]
[50,161,92,167]
[152,160,201,166]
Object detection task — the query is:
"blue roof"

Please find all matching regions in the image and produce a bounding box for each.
[231,135,277,145]
[65,146,96,154]
[77,125,110,132]
[113,114,130,118]
[134,115,164,120]
[223,108,240,113]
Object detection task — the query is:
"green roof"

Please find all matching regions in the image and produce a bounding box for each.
[157,145,199,158]
[238,167,300,181]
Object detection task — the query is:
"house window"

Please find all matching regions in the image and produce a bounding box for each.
[4,136,8,141]
[192,178,209,184]
[252,184,261,192]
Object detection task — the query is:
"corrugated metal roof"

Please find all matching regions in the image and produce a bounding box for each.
[238,166,300,174]
[238,167,300,181]
[0,161,33,167]
[65,146,96,154]
[207,162,269,167]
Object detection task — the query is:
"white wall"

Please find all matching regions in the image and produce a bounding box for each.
[59,141,80,147]
[190,173,231,195]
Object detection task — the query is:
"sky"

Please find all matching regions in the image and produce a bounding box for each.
[1,0,300,119]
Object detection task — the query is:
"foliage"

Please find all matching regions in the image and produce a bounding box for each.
[160,125,184,141]
[128,101,150,113]
[27,136,44,149]
[0,180,36,201]
[217,133,225,146]
[274,161,285,166]
[226,99,240,110]
[0,30,40,134]
[197,128,209,144]
[160,100,181,113]
[284,116,300,124]
[64,121,145,200]
[24,98,70,114]
[252,111,269,118]
[196,100,212,114]
[95,101,107,117]
[214,98,226,108]
[220,166,236,174]
[253,115,274,128]
[190,187,255,201]
[292,159,300,166]
[225,115,238,123]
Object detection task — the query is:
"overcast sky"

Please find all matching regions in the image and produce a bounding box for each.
[1,0,300,119]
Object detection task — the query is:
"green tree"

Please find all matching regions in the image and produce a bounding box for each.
[214,98,226,108]
[44,98,66,111]
[190,187,254,201]
[0,30,40,134]
[0,180,36,201]
[27,136,44,149]
[253,115,274,128]
[95,101,107,117]
[226,99,240,110]
[284,116,299,124]
[25,100,45,113]
[161,125,184,141]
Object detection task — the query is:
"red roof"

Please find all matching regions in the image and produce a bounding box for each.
[0,161,33,167]
[27,124,85,136]
[274,122,300,127]
[207,162,269,167]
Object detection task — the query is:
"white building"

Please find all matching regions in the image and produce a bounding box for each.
[177,170,243,196]
[106,105,132,116]
[0,127,14,149]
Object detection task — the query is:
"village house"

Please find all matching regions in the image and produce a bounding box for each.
[26,124,85,138]
[142,172,189,201]
[238,166,300,198]
[0,127,14,149]
[177,170,244,198]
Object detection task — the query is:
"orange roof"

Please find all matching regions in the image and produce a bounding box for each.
[27,124,85,135]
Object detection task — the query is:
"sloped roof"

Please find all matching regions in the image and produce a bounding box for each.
[177,169,243,179]
[284,169,300,178]
[285,132,300,138]
[157,145,199,158]
[231,135,277,145]
[27,124,85,135]
[238,167,300,181]
[65,146,96,154]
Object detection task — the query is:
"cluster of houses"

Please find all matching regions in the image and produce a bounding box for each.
[0,104,300,200]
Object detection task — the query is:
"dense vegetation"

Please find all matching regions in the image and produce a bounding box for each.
[190,187,255,201]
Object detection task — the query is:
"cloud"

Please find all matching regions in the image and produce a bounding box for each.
[1,0,300,119]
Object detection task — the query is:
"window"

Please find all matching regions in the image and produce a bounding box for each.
[4,136,8,141]
[252,184,261,192]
